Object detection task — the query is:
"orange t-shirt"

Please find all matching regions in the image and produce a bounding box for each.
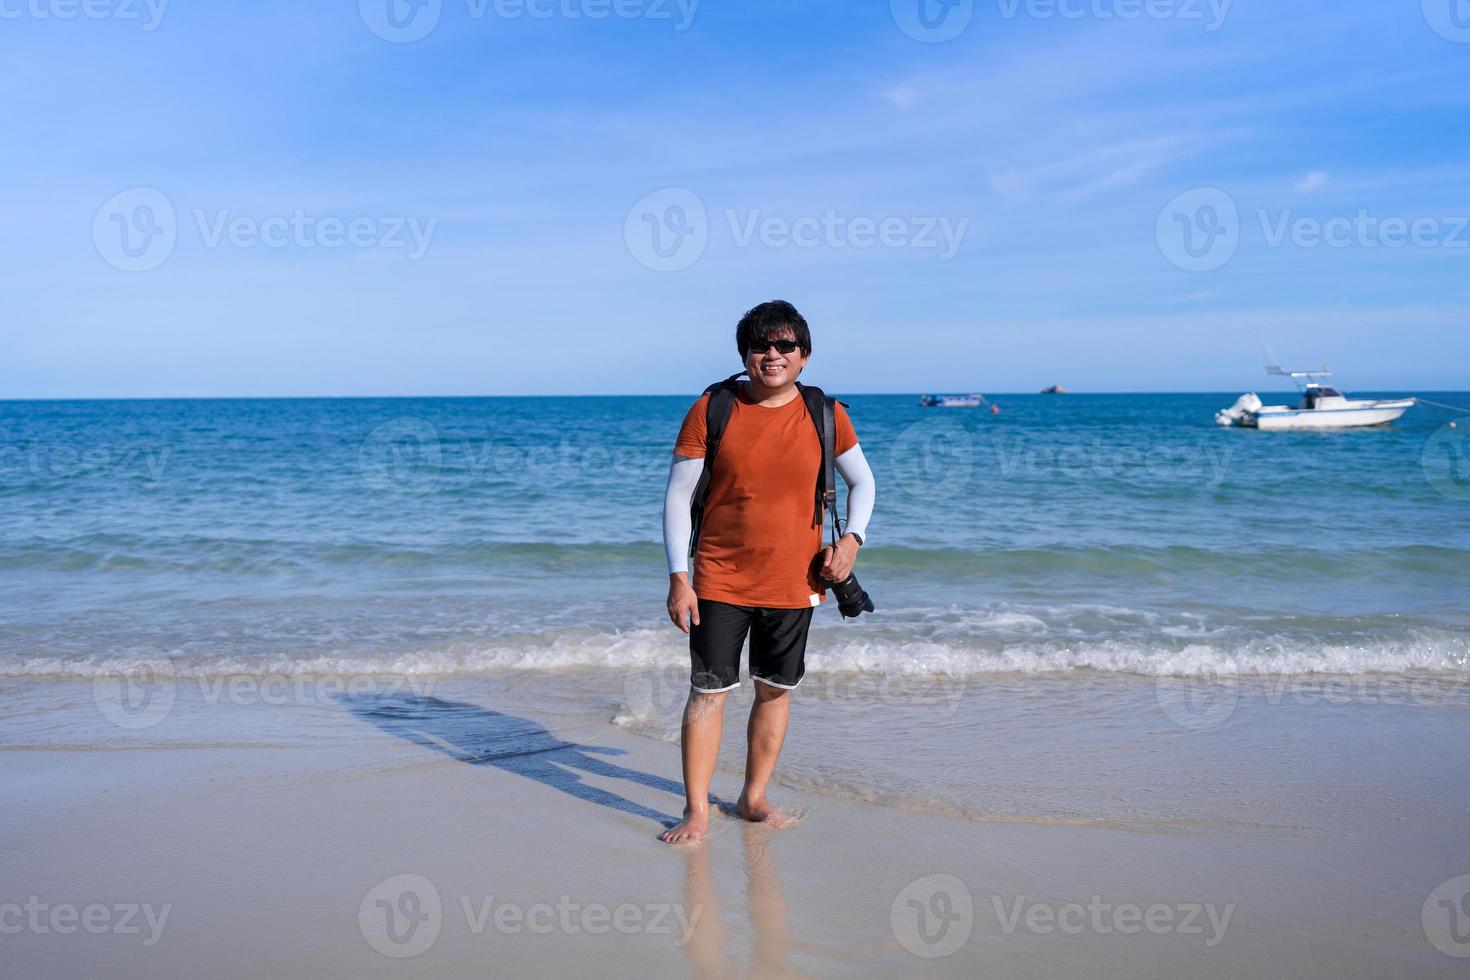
[674,386,858,609]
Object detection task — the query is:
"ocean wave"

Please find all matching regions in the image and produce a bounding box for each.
[5,622,1467,679]
[1,535,1467,580]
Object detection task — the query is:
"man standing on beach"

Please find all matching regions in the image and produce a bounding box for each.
[659,301,875,844]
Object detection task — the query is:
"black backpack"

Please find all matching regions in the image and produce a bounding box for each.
[688,371,847,558]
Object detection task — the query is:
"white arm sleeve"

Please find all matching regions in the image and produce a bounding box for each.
[835,443,875,545]
[663,455,703,575]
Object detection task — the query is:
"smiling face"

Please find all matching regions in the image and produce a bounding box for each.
[743,327,810,394]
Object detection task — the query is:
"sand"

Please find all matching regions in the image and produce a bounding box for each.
[3,674,1468,978]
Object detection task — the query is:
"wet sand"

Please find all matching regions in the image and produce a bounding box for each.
[3,672,1469,977]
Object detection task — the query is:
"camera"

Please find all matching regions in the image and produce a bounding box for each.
[820,568,874,619]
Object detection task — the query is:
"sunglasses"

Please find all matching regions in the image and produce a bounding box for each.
[747,339,801,355]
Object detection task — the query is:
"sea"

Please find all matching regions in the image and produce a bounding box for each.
[3,392,1469,824]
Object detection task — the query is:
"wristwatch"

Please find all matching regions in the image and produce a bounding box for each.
[845,531,864,546]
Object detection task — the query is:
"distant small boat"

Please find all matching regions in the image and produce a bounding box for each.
[1215,359,1414,430]
[919,393,986,408]
[1040,384,1068,394]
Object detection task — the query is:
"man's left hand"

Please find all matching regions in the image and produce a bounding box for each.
[819,533,861,584]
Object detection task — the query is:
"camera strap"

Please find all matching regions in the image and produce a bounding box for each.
[821,395,842,549]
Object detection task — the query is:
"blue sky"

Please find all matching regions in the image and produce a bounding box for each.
[3,0,1468,397]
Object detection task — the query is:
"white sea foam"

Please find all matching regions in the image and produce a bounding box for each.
[4,623,1466,679]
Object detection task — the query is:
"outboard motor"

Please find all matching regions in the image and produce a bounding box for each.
[1215,392,1262,427]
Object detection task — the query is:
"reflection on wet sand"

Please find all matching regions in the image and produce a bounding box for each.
[681,822,891,978]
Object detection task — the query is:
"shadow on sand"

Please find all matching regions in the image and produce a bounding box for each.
[337,692,688,831]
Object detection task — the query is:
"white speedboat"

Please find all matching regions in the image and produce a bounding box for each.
[1216,363,1414,430]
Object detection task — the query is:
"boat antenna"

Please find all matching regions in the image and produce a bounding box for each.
[1257,335,1288,376]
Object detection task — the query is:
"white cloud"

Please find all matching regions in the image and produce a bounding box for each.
[1293,171,1329,192]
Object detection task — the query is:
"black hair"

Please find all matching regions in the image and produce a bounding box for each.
[735,300,811,359]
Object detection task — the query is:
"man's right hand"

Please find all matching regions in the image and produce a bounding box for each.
[667,573,700,635]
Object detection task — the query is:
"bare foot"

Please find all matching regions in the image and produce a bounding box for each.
[660,807,709,844]
[736,792,796,829]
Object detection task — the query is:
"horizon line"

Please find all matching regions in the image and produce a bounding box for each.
[4,388,1462,403]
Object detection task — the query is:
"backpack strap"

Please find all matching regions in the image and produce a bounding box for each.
[689,371,746,557]
[796,383,845,545]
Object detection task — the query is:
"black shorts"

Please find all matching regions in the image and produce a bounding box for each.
[689,598,814,693]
